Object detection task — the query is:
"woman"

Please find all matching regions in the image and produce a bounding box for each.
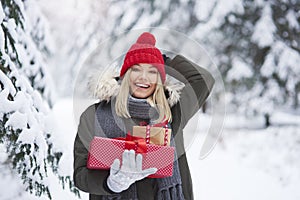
[73,32,215,200]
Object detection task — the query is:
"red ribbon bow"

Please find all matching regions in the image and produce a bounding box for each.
[115,134,147,154]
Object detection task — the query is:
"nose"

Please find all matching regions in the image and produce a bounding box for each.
[138,69,148,80]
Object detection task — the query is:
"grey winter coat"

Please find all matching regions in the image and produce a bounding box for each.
[73,55,215,200]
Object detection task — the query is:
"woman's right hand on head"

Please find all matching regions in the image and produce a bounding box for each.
[107,149,157,193]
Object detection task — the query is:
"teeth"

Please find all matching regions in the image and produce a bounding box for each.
[136,83,150,88]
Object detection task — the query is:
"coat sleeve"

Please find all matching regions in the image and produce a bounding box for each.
[166,55,215,128]
[73,104,113,195]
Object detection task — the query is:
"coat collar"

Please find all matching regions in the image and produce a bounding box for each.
[87,67,184,107]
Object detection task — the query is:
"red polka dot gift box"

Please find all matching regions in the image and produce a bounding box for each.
[87,134,175,178]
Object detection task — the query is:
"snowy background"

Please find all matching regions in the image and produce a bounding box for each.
[1,0,300,199]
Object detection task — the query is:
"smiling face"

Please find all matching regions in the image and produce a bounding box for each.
[129,63,158,99]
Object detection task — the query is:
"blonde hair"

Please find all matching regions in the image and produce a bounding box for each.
[115,68,172,124]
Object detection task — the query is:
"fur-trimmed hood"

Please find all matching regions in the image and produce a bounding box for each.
[87,67,184,107]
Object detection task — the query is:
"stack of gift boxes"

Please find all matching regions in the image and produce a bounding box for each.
[87,125,175,178]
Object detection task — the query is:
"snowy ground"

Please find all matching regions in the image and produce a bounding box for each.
[1,98,300,200]
[188,117,300,200]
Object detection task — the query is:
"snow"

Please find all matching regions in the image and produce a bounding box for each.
[286,9,299,29]
[260,51,275,77]
[251,4,276,47]
[1,97,298,199]
[46,99,77,175]
[1,0,300,199]
[0,1,4,23]
[37,0,107,97]
[2,98,298,199]
[154,0,171,10]
[0,71,17,96]
[187,111,300,200]
[4,18,18,40]
[193,0,244,39]
[5,110,27,129]
[260,40,300,102]
[227,58,253,81]
[0,1,61,198]
[45,99,88,199]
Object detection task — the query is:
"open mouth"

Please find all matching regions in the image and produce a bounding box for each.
[135,83,150,89]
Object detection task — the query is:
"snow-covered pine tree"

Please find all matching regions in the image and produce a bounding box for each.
[37,0,204,97]
[37,0,107,97]
[106,0,197,34]
[206,0,300,126]
[0,0,78,198]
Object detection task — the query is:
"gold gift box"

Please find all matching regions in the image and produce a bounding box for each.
[132,126,171,146]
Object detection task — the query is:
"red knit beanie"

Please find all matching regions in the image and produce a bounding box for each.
[120,32,166,83]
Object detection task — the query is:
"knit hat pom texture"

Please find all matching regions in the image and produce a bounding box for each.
[136,32,156,46]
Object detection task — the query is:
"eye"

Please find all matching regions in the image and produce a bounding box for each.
[131,66,141,72]
[148,69,158,74]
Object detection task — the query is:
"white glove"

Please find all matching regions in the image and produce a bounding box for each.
[107,149,157,193]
